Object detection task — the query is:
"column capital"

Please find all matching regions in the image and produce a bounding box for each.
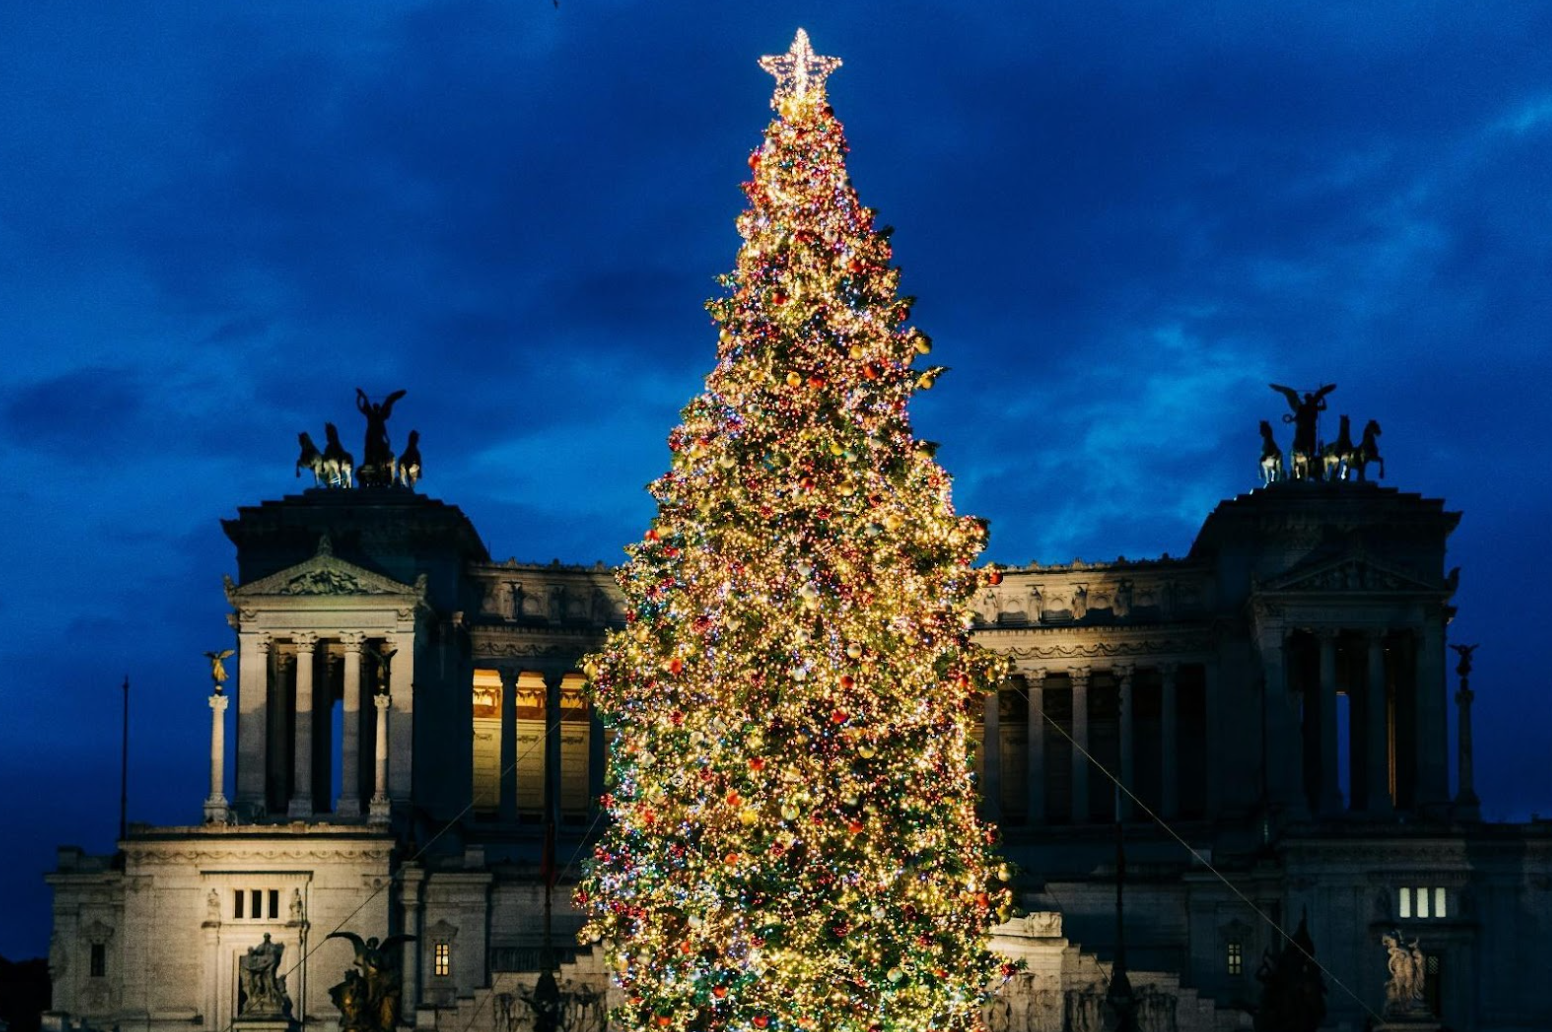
[294,632,319,653]
[250,632,273,654]
[209,693,229,712]
[1068,666,1090,687]
[1363,627,1389,643]
[374,691,392,711]
[1159,660,1180,680]
[340,631,365,651]
[1112,663,1135,684]
[1314,626,1341,642]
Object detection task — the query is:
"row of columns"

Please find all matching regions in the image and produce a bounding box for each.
[485,668,607,823]
[982,663,1193,825]
[230,629,407,821]
[1261,622,1449,819]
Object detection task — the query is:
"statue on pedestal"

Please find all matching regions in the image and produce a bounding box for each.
[1269,383,1336,481]
[355,388,406,487]
[237,933,292,1019]
[326,931,417,1032]
[205,649,234,692]
[1382,929,1428,1018]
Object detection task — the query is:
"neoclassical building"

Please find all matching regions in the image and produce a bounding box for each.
[45,467,1552,1032]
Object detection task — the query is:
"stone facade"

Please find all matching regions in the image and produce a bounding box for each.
[46,480,1552,1032]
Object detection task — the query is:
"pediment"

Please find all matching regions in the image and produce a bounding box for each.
[225,537,424,602]
[1260,554,1439,595]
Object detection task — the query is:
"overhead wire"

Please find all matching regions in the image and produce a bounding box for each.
[1004,678,1386,1027]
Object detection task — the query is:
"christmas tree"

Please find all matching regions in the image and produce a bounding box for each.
[577,30,1012,1032]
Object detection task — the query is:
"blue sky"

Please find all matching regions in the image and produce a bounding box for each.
[3,1,1550,958]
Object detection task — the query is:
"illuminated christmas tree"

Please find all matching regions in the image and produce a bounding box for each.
[577,30,1012,1032]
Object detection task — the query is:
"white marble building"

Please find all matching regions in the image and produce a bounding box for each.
[46,477,1552,1032]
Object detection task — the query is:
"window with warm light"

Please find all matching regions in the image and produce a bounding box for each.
[1398,886,1448,919]
[434,941,451,978]
[1226,940,1243,976]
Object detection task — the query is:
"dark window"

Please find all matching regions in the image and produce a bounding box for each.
[1227,941,1243,976]
[1424,953,1442,1016]
[269,889,280,920]
[90,943,106,978]
[234,890,245,919]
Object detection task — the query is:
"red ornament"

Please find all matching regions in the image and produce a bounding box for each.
[749,757,765,771]
[754,1018,769,1029]
[987,570,1003,585]
[830,709,847,724]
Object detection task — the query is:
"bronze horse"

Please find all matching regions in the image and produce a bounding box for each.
[1351,419,1383,481]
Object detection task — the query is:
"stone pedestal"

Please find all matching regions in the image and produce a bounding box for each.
[233,1018,293,1032]
[1375,1021,1442,1032]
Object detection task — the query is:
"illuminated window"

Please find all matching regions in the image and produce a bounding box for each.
[1226,941,1243,976]
[1399,887,1448,919]
[434,941,452,978]
[90,943,106,978]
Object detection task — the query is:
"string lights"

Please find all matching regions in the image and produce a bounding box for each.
[577,30,1013,1032]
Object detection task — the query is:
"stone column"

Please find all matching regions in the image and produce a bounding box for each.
[338,634,364,818]
[400,864,425,1010]
[545,672,564,826]
[1452,644,1481,822]
[388,633,415,801]
[204,692,230,823]
[288,633,317,819]
[1317,630,1343,815]
[1070,668,1091,824]
[1260,634,1307,820]
[499,669,519,823]
[589,691,608,812]
[370,691,391,824]
[1416,616,1450,811]
[1160,663,1179,820]
[1026,669,1047,825]
[235,632,270,809]
[982,685,1002,821]
[1365,631,1393,815]
[1116,665,1134,821]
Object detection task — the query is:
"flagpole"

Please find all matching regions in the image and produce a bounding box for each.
[119,675,130,841]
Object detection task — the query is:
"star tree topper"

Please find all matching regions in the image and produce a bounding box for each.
[758,28,842,108]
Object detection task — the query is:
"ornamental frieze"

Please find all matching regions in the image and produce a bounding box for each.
[126,846,392,866]
[990,636,1214,662]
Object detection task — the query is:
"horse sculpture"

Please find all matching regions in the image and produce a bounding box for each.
[1321,414,1356,482]
[1258,420,1285,486]
[1351,419,1383,481]
[296,432,326,486]
[322,422,355,489]
[394,430,422,489]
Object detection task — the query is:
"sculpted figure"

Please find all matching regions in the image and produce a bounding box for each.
[327,930,417,1032]
[356,388,406,486]
[1320,414,1356,481]
[1270,382,1336,480]
[1352,419,1384,481]
[394,429,422,489]
[1258,420,1285,485]
[296,431,326,486]
[322,423,356,488]
[238,933,291,1017]
[205,649,234,690]
[1381,929,1427,1016]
